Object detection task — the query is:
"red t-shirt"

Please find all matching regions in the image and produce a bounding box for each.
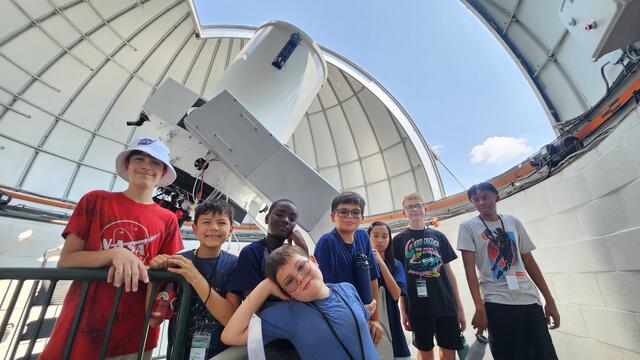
[39,190,183,359]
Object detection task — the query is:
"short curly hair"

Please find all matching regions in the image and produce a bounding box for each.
[467,182,499,201]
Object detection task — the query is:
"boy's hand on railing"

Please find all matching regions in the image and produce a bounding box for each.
[107,248,149,292]
[167,255,202,285]
[149,254,170,269]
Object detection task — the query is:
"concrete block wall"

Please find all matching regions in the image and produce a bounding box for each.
[440,105,640,359]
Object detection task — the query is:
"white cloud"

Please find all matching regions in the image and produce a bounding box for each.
[469,136,532,166]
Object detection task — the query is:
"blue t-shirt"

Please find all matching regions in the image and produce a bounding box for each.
[228,239,270,296]
[379,259,410,358]
[259,283,379,360]
[314,228,381,287]
[169,250,237,359]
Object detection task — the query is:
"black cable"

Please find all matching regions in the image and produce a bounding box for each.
[556,58,639,134]
[600,61,611,91]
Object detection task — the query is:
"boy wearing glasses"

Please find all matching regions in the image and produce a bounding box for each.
[222,245,379,360]
[457,182,559,360]
[392,193,465,360]
[227,198,307,358]
[314,191,384,345]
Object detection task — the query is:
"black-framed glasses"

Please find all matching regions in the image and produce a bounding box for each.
[281,259,312,294]
[403,203,425,211]
[334,208,363,218]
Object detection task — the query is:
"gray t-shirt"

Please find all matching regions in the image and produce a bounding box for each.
[457,214,540,305]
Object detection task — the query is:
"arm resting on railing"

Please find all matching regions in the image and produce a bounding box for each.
[166,255,241,325]
[58,233,149,292]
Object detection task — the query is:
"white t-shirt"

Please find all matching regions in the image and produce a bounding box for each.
[457,214,540,305]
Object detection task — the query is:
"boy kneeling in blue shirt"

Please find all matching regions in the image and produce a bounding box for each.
[222,245,380,360]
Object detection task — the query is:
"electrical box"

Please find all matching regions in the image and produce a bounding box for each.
[559,0,640,60]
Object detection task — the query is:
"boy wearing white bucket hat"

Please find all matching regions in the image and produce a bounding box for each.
[41,137,184,360]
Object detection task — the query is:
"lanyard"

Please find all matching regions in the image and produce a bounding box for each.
[193,248,220,287]
[307,287,365,360]
[478,215,506,245]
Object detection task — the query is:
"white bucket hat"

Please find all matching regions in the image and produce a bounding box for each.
[115,137,177,187]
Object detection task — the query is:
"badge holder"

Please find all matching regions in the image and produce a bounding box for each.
[506,274,520,290]
[189,332,211,360]
[416,278,428,298]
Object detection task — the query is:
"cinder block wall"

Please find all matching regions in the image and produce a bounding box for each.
[440,105,640,360]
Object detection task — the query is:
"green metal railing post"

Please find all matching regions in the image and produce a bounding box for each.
[0,279,24,348]
[62,280,90,359]
[99,286,123,360]
[9,278,45,360]
[0,268,192,360]
[170,282,192,359]
[24,279,57,358]
[137,282,158,360]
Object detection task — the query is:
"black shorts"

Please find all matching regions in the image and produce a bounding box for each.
[485,302,558,360]
[409,314,462,351]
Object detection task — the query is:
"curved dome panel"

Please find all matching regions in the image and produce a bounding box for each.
[462,0,633,126]
[0,0,443,217]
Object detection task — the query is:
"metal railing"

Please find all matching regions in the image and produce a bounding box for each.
[0,268,192,360]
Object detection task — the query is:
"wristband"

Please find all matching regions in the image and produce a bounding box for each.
[204,284,212,305]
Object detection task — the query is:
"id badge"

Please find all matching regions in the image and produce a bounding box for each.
[416,279,428,298]
[189,332,211,360]
[506,275,520,290]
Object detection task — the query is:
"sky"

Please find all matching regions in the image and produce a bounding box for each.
[194,0,556,196]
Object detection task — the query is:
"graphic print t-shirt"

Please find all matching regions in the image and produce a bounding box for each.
[392,228,457,316]
[457,214,540,305]
[40,190,183,359]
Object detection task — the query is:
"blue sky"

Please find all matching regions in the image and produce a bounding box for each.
[195,0,555,196]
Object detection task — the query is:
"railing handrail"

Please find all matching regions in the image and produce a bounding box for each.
[0,267,186,282]
[0,267,192,360]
